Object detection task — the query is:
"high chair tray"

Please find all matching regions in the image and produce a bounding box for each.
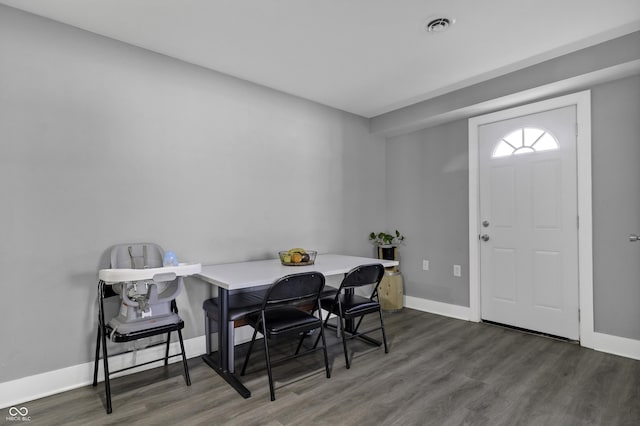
[99,263,202,284]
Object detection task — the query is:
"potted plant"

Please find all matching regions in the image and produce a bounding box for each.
[369,230,405,261]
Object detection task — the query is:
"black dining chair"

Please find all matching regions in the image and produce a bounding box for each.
[240,271,331,401]
[314,263,388,369]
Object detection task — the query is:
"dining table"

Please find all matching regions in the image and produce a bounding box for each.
[194,253,398,398]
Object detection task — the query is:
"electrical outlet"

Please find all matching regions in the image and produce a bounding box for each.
[422,260,429,271]
[453,264,462,277]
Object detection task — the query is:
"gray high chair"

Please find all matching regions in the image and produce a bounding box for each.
[92,243,191,414]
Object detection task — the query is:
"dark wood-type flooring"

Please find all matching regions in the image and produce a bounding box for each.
[12,309,640,425]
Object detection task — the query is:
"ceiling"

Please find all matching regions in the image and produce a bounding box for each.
[1,0,639,118]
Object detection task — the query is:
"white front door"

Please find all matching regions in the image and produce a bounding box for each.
[478,105,579,340]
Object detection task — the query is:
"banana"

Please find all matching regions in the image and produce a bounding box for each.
[287,247,306,254]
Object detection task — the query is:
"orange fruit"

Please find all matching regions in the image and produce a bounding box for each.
[292,253,303,263]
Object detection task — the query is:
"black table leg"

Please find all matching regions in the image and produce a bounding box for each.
[201,287,251,398]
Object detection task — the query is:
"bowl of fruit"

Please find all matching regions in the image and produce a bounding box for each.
[279,248,317,266]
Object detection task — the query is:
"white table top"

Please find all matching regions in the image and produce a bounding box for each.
[196,254,398,290]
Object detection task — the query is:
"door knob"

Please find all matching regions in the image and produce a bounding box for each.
[481,234,490,242]
[630,234,640,242]
[482,220,490,228]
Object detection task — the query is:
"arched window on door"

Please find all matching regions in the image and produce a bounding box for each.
[492,127,559,158]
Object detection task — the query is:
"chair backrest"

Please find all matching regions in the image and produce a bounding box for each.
[339,263,385,296]
[263,271,325,309]
[108,243,182,304]
[110,243,164,269]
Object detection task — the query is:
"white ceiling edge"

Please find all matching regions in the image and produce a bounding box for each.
[376,60,640,138]
[370,21,640,118]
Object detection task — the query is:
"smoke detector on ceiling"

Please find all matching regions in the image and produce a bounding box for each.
[424,16,455,33]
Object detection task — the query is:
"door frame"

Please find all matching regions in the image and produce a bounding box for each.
[468,90,594,347]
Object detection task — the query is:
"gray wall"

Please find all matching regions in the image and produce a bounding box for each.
[386,121,469,305]
[2,3,639,387]
[386,74,640,340]
[591,75,640,339]
[0,6,386,383]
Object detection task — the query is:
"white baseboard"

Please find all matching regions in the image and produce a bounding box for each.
[591,331,640,360]
[0,335,206,410]
[403,295,472,321]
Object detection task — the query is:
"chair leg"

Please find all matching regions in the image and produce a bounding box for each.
[92,327,101,386]
[262,325,276,401]
[338,313,350,369]
[353,316,365,334]
[96,280,113,414]
[319,324,331,379]
[100,325,112,414]
[240,327,259,376]
[176,328,191,386]
[164,331,172,366]
[295,331,307,355]
[313,309,332,349]
[378,309,389,353]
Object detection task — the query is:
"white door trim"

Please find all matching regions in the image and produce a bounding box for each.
[468,90,594,347]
